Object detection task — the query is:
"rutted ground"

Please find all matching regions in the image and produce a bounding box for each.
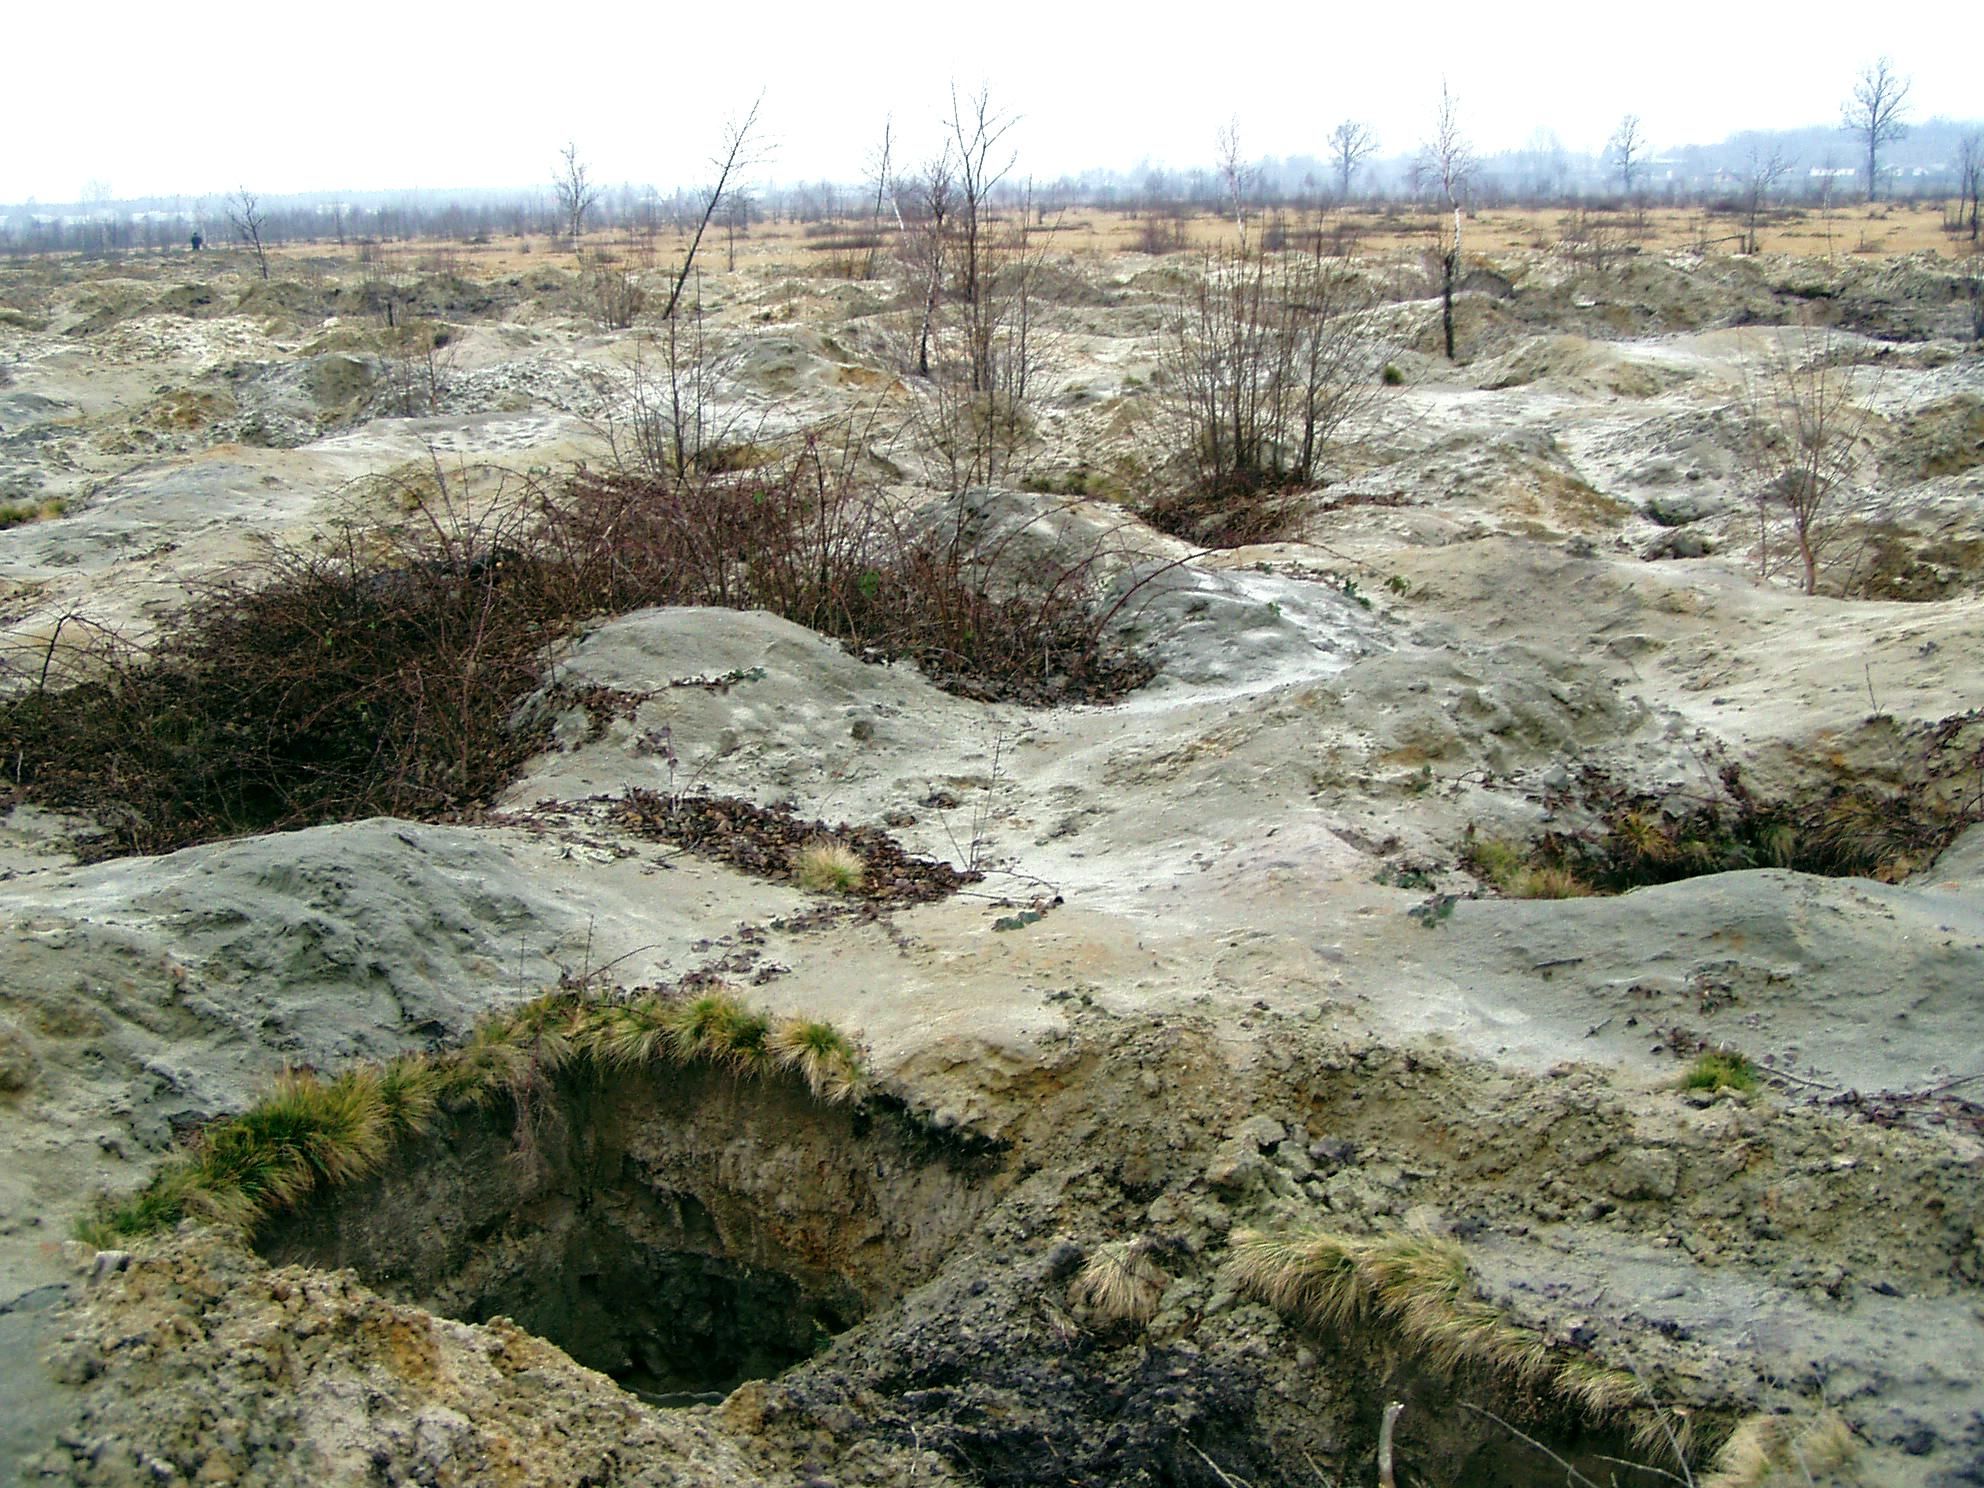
[1,237,1981,1486]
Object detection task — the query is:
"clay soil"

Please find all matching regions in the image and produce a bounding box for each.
[1,222,1981,1487]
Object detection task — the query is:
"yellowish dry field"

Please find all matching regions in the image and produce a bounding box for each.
[284,199,1975,283]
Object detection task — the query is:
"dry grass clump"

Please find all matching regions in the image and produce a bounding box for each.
[77,987,865,1248]
[766,1017,867,1104]
[1070,1238,1170,1325]
[1463,837,1596,900]
[1229,1224,1646,1426]
[1703,1410,1858,1488]
[1462,741,1984,902]
[0,496,66,529]
[793,838,866,894]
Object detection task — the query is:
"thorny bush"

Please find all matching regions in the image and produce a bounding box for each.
[1,446,1156,857]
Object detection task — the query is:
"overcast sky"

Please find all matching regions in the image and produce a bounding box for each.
[6,0,1974,204]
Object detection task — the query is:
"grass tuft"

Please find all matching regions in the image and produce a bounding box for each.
[793,839,867,895]
[584,996,677,1071]
[0,497,67,530]
[668,991,770,1072]
[1070,1238,1170,1325]
[1681,1050,1760,1094]
[767,1017,867,1104]
[1231,1222,1643,1425]
[1702,1410,1856,1488]
[75,988,867,1249]
[375,1054,443,1139]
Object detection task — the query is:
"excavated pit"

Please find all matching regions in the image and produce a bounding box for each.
[257,1064,1003,1403]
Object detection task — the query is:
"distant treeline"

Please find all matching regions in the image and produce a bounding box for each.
[6,118,1981,258]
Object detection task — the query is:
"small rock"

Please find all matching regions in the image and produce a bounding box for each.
[1273,1144,1315,1180]
[1041,1240,1085,1280]
[1206,1144,1270,1193]
[1608,1146,1680,1201]
[1233,1115,1287,1151]
[1308,1137,1357,1168]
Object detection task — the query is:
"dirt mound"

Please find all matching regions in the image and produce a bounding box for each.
[1884,393,1984,484]
[1475,334,1683,397]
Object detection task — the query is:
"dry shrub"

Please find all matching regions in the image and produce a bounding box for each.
[0,483,557,858]
[538,442,1156,705]
[1,437,1155,857]
[1144,246,1384,546]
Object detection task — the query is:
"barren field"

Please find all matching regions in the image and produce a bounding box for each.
[1,224,1981,1488]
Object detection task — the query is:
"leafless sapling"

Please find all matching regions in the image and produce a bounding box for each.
[947,82,1018,392]
[1956,131,1982,245]
[1216,115,1257,250]
[1741,147,1792,254]
[661,92,768,321]
[1607,113,1645,196]
[863,115,896,280]
[1741,321,1875,595]
[1418,82,1474,361]
[228,187,269,281]
[553,141,599,244]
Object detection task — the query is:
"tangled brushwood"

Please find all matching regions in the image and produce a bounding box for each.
[76,988,865,1249]
[1142,245,1385,546]
[0,445,1153,858]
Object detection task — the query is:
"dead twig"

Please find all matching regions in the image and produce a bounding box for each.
[1378,1400,1405,1488]
[1185,1438,1257,1488]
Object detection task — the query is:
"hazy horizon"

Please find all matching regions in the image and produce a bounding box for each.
[12,1,1976,204]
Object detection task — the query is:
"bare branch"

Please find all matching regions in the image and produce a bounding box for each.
[662,91,769,320]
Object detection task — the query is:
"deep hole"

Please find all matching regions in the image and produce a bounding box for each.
[255,1063,998,1403]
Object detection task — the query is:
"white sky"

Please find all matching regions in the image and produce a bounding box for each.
[6,0,1975,203]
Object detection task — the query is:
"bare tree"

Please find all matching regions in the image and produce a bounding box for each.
[1327,120,1377,202]
[1418,82,1475,362]
[1216,116,1257,249]
[1741,322,1875,595]
[1957,131,1982,245]
[661,91,768,321]
[1607,114,1646,195]
[863,115,896,279]
[946,82,1018,393]
[553,141,599,244]
[901,151,956,379]
[1841,58,1911,203]
[228,187,269,281]
[1741,147,1793,254]
[1153,244,1383,543]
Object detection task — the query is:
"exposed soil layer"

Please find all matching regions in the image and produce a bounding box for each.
[259,1064,1001,1401]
